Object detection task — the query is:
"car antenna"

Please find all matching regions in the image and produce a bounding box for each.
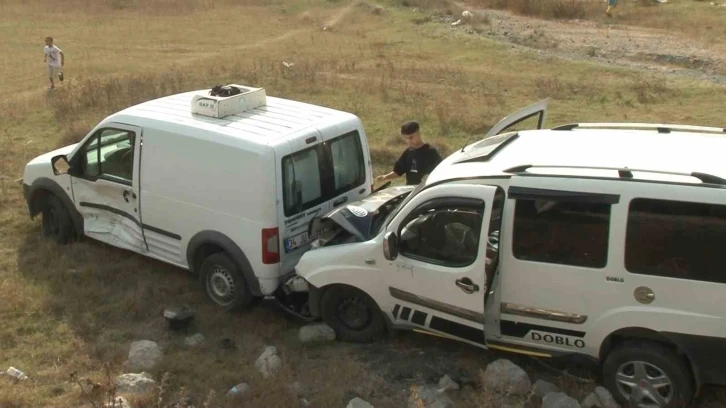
[460,133,486,153]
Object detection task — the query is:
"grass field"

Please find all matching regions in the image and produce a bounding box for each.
[1,0,726,407]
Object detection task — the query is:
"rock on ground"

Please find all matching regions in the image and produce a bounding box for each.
[184,333,205,347]
[581,386,620,408]
[255,346,282,379]
[408,385,455,408]
[543,392,582,408]
[482,359,532,396]
[438,375,460,392]
[115,372,156,394]
[534,379,560,398]
[106,396,131,408]
[124,340,162,372]
[298,323,336,343]
[286,381,304,397]
[347,397,374,408]
[226,382,250,398]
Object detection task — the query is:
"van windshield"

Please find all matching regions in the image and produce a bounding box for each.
[378,179,428,234]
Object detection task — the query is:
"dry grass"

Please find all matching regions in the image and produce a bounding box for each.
[1,0,726,407]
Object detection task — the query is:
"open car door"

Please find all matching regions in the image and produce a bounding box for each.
[485,99,549,137]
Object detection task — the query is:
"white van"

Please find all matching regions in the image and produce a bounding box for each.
[22,84,373,310]
[294,100,726,408]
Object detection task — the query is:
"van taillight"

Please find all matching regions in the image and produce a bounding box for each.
[262,228,279,264]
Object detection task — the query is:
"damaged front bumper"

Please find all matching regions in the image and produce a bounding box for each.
[261,273,320,323]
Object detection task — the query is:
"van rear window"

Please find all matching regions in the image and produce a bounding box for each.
[283,148,324,216]
[282,131,366,217]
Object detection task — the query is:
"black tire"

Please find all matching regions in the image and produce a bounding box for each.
[321,285,386,343]
[200,252,253,312]
[41,194,76,244]
[602,341,694,408]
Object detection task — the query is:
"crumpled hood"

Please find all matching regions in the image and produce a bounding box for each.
[308,185,415,242]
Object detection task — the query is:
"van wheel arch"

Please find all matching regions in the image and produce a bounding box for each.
[599,327,700,394]
[316,283,392,336]
[27,178,83,233]
[186,231,262,297]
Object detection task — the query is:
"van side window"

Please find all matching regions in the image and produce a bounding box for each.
[80,129,135,183]
[399,202,484,267]
[283,147,323,216]
[330,131,365,194]
[625,198,726,284]
[512,199,611,268]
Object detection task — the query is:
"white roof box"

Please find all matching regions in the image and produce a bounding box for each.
[191,84,267,118]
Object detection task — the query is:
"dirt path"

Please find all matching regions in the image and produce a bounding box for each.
[447,4,726,85]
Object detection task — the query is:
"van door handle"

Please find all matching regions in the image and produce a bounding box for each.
[455,278,479,294]
[122,190,136,202]
[333,196,348,207]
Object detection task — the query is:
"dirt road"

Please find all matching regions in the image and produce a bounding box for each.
[446,5,726,85]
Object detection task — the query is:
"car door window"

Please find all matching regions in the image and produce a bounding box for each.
[329,131,365,194]
[80,129,135,184]
[399,202,484,267]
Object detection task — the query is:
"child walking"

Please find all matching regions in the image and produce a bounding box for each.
[44,36,64,89]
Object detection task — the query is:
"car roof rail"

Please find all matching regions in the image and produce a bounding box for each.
[503,164,726,186]
[552,123,726,135]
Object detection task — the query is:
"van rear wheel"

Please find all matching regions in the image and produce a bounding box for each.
[201,253,253,311]
[602,341,694,408]
[321,285,386,343]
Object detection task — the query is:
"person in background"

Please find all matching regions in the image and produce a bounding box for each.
[44,36,64,89]
[606,0,618,17]
[375,120,443,186]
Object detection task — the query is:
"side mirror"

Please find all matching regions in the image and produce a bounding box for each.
[51,155,71,176]
[383,231,398,261]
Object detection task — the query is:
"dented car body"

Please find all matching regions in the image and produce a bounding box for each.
[22,85,374,311]
[295,99,726,408]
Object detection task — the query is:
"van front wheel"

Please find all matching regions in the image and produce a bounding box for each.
[201,253,253,311]
[41,194,76,244]
[321,285,386,343]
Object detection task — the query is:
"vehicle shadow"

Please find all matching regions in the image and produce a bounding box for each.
[14,228,726,407]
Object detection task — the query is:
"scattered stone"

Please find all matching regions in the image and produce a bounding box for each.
[543,392,581,408]
[163,305,194,331]
[255,346,282,379]
[534,379,560,398]
[115,372,156,394]
[106,396,131,408]
[438,375,460,392]
[408,385,455,408]
[301,398,311,407]
[286,381,304,397]
[462,10,474,21]
[347,397,374,408]
[124,340,163,372]
[482,359,532,396]
[226,382,250,398]
[218,338,236,350]
[184,333,205,347]
[581,386,620,408]
[299,323,336,343]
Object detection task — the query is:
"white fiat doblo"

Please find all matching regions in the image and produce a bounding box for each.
[23,84,372,310]
[295,100,726,408]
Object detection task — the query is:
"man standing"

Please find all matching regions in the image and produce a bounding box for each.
[375,121,443,186]
[44,36,64,89]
